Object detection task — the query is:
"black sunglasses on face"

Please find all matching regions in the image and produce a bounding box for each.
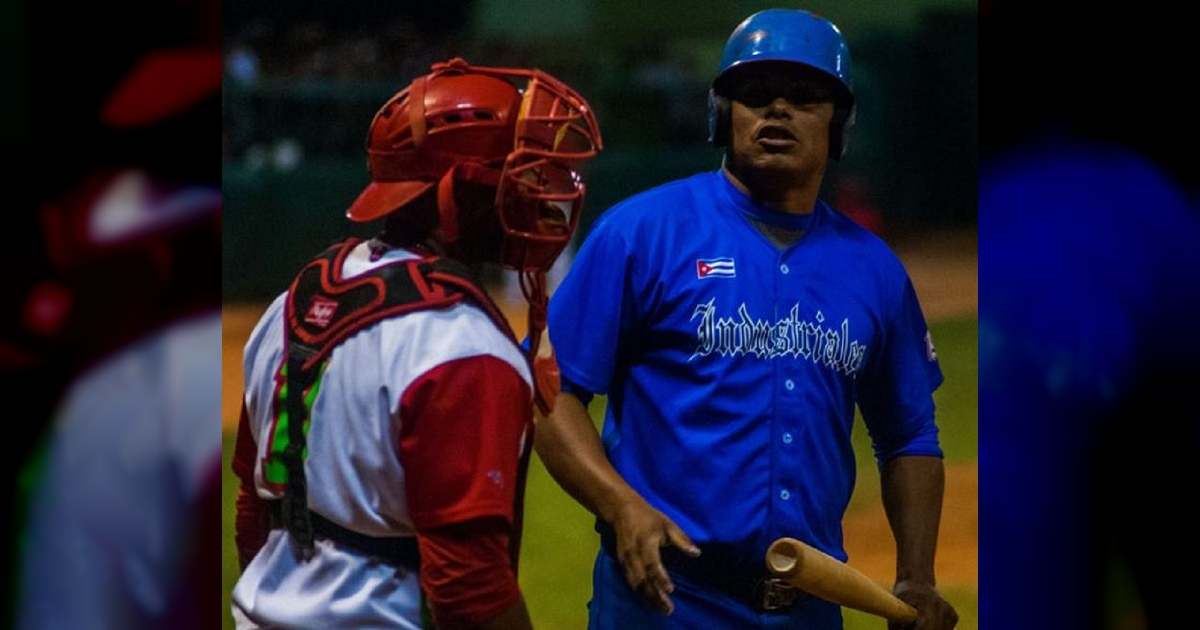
[728,76,834,108]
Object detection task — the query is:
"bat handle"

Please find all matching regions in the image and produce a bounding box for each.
[766,537,919,623]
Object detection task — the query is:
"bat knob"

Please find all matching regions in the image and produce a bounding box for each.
[766,537,802,576]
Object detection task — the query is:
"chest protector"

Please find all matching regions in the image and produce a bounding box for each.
[277,237,532,572]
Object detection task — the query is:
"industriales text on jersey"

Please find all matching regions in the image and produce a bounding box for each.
[690,300,867,375]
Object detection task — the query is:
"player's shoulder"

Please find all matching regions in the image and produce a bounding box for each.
[374,301,531,381]
[242,292,288,355]
[255,292,289,330]
[819,201,910,275]
[590,171,715,234]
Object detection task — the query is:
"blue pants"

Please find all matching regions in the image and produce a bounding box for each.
[586,549,843,629]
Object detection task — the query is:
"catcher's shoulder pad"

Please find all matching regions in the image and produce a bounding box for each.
[284,238,516,371]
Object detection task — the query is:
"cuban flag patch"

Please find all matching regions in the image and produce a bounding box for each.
[697,257,736,279]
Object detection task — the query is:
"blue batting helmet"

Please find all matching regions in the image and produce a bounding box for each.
[707,9,856,160]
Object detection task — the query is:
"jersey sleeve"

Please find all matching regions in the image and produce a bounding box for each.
[547,218,636,395]
[417,517,522,627]
[399,354,532,529]
[232,402,271,568]
[856,275,946,466]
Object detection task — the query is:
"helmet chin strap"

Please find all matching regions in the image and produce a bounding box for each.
[520,268,558,415]
[436,167,460,243]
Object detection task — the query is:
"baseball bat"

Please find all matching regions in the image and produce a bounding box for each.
[765,537,918,623]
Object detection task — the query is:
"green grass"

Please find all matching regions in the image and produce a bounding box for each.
[222,316,978,629]
[849,314,977,465]
[929,315,978,464]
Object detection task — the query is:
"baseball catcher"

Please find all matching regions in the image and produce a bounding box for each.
[229,57,602,629]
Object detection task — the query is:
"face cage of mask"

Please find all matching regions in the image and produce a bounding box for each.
[493,150,586,274]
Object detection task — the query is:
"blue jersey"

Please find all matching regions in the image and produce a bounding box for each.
[548,169,944,570]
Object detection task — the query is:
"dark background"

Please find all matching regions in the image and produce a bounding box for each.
[5,2,221,624]
[220,0,978,300]
[981,0,1199,627]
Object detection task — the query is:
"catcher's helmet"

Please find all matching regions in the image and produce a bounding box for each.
[346,58,603,274]
[707,9,855,160]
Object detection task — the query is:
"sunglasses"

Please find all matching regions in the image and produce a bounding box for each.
[728,76,835,108]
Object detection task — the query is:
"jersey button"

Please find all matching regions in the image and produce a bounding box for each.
[785,379,795,390]
[782,432,793,444]
[780,489,791,500]
[780,263,790,274]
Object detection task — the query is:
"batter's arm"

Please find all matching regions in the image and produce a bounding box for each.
[534,391,700,615]
[534,392,635,526]
[879,455,959,629]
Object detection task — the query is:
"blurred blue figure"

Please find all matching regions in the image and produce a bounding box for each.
[981,0,1200,626]
[980,125,1200,630]
[10,0,221,627]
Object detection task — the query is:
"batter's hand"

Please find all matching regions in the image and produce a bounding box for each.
[888,580,958,629]
[610,497,701,615]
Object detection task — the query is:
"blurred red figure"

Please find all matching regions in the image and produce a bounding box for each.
[832,175,886,239]
[11,0,221,628]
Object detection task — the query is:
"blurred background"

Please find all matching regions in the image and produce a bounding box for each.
[221,2,977,629]
[6,0,221,627]
[221,0,977,299]
[980,1,1199,628]
[0,0,30,144]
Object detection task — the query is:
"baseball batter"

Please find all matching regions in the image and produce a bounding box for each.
[230,58,602,629]
[535,9,959,628]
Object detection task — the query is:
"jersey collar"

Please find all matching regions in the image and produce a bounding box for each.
[711,169,827,233]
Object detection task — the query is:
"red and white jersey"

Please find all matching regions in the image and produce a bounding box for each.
[231,241,533,629]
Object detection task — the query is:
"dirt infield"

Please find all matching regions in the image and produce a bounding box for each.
[221,228,978,587]
[890,229,977,323]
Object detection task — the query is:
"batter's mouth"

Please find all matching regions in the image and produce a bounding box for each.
[756,125,797,141]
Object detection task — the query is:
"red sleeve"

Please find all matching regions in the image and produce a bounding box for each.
[232,402,270,569]
[418,518,522,628]
[399,354,532,529]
